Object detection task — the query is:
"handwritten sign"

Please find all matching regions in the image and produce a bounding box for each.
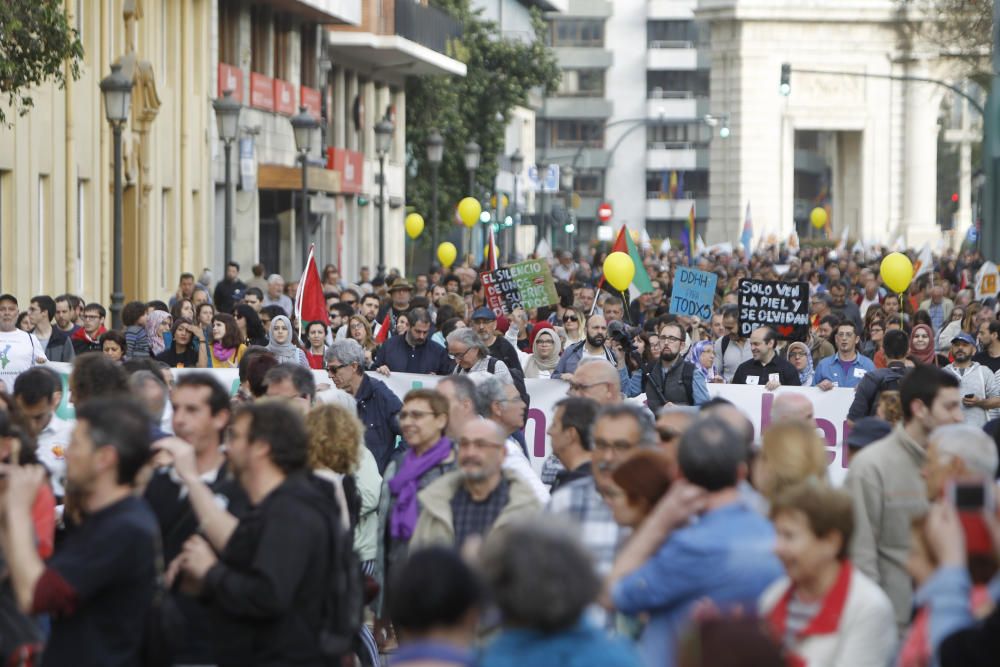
[738,279,809,340]
[481,261,559,315]
[670,267,717,320]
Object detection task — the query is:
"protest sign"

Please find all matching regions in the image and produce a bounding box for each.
[976,261,999,301]
[481,260,559,315]
[669,267,717,320]
[738,279,809,340]
[37,366,856,484]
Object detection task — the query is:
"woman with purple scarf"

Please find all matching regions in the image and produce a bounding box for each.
[374,388,456,651]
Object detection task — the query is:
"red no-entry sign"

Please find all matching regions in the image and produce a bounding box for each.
[597,202,613,223]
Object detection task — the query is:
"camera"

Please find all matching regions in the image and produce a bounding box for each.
[607,320,643,371]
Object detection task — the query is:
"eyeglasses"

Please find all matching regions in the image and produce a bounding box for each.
[399,409,436,421]
[448,347,473,360]
[788,351,806,359]
[563,316,578,323]
[661,335,683,344]
[593,440,635,454]
[567,380,613,393]
[326,363,351,375]
[457,439,505,451]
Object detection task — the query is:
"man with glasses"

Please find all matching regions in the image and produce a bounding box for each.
[411,416,542,551]
[70,303,107,355]
[374,308,454,376]
[476,377,549,503]
[326,339,402,473]
[566,359,622,404]
[813,320,875,390]
[644,322,708,413]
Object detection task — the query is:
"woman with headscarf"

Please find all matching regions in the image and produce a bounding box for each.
[685,339,720,383]
[145,310,172,357]
[523,323,562,379]
[786,341,815,387]
[266,315,309,367]
[909,323,948,367]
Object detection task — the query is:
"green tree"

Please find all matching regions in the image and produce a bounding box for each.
[405,1,560,261]
[0,1,84,126]
[899,0,991,84]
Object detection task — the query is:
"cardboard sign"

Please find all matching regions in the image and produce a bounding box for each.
[481,260,559,315]
[976,261,999,300]
[670,267,717,320]
[738,279,809,340]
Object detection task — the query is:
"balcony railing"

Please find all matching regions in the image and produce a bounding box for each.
[648,89,696,99]
[647,39,694,49]
[646,190,705,200]
[395,1,462,55]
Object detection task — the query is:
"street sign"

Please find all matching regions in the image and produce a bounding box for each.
[598,202,613,223]
[527,164,560,193]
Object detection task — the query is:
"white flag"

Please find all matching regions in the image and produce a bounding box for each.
[851,240,864,255]
[836,227,849,252]
[659,237,671,255]
[914,243,933,279]
[640,228,652,250]
[976,262,999,300]
[535,237,553,259]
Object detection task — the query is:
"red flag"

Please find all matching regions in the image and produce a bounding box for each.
[486,225,499,271]
[294,245,329,327]
[374,311,392,344]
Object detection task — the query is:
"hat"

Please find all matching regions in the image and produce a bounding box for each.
[846,417,893,450]
[471,307,497,321]
[951,332,977,347]
[388,281,413,293]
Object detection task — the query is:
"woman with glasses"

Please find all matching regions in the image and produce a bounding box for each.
[685,339,720,384]
[861,319,885,364]
[785,341,814,387]
[233,304,268,347]
[208,313,246,368]
[561,307,585,344]
[523,324,562,379]
[375,388,456,651]
[347,315,377,369]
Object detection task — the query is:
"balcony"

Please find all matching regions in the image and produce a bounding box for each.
[646,93,708,120]
[540,97,613,119]
[646,146,709,171]
[645,195,709,220]
[326,0,466,76]
[553,47,613,69]
[646,42,699,70]
[269,0,361,23]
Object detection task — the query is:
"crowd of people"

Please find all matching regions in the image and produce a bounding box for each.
[0,241,998,667]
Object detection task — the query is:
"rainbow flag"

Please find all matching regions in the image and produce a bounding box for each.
[740,202,753,255]
[681,203,695,261]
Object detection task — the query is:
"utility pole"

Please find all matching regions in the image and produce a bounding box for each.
[982,1,1000,259]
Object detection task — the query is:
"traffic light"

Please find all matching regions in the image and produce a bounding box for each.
[951,192,960,214]
[780,64,791,96]
[564,222,575,234]
[357,196,369,207]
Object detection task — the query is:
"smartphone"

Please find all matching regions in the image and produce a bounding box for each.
[947,479,995,513]
[965,393,976,399]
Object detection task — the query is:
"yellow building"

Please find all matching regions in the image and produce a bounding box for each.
[0,0,219,304]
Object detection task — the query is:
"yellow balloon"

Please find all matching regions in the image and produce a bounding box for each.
[810,207,828,229]
[879,252,914,294]
[458,197,482,229]
[603,251,635,292]
[404,213,425,239]
[484,244,501,259]
[437,242,457,268]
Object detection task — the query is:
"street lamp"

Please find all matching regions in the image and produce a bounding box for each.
[213,89,241,267]
[99,63,132,330]
[464,141,481,194]
[374,118,395,275]
[561,166,574,252]
[291,106,320,270]
[426,129,444,266]
[509,148,524,264]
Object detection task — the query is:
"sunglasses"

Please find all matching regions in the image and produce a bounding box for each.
[563,316,578,323]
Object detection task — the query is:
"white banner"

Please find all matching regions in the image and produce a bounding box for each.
[41,365,857,483]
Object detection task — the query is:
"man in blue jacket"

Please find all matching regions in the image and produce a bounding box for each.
[813,320,875,390]
[327,339,402,473]
[373,308,454,376]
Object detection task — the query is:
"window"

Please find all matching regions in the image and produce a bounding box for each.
[573,171,602,197]
[218,0,240,65]
[548,19,604,47]
[274,14,290,80]
[647,21,698,47]
[645,170,708,199]
[301,25,317,87]
[647,123,710,148]
[557,69,604,97]
[647,70,710,98]
[250,5,270,74]
[537,120,604,148]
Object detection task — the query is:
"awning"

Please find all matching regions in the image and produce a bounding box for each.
[258,164,342,194]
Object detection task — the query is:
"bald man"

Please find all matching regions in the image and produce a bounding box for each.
[566,359,622,404]
[770,393,815,426]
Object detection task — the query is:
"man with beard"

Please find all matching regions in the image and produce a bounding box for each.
[553,314,620,383]
[942,332,1000,427]
[643,321,709,413]
[372,308,454,375]
[409,419,541,550]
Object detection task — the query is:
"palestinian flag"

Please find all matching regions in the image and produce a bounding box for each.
[598,225,654,299]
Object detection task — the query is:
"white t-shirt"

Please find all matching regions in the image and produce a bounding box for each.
[0,328,46,389]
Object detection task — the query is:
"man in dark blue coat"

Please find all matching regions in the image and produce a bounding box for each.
[327,338,403,473]
[373,308,454,376]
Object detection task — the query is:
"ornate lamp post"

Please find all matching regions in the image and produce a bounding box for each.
[374,118,395,276]
[99,64,132,330]
[213,89,241,266]
[291,106,320,269]
[426,129,444,265]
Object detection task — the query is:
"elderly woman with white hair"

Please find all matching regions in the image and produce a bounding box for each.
[446,327,514,385]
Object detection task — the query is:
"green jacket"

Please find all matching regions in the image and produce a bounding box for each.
[411,469,542,550]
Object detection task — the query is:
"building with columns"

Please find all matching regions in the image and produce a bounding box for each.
[698,0,972,248]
